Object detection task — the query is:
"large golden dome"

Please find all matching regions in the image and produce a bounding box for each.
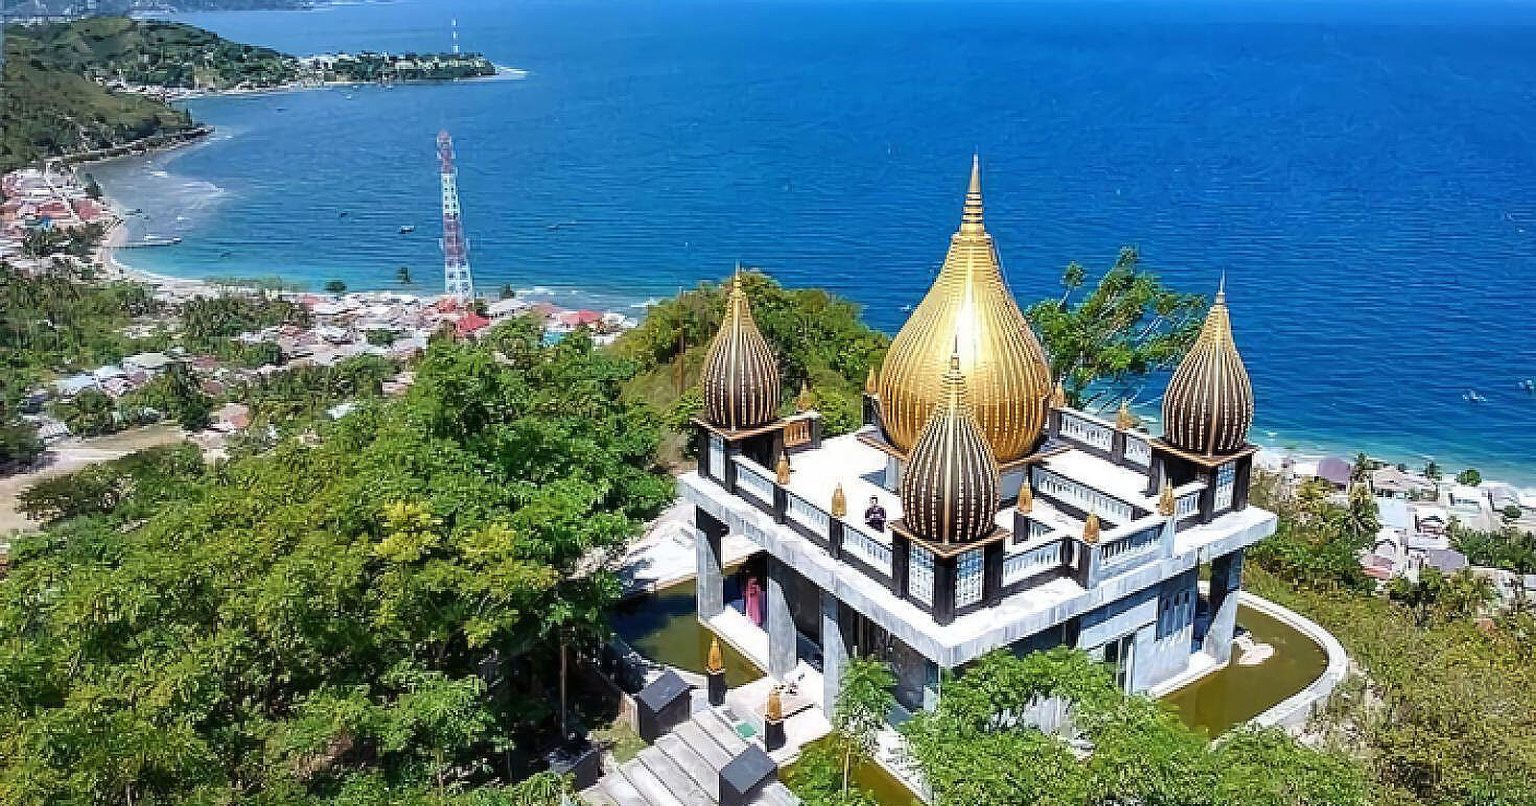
[876,157,1052,463]
[701,275,781,430]
[1161,282,1254,456]
[900,355,1001,545]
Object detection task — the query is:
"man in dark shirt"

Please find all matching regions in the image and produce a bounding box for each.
[865,496,887,531]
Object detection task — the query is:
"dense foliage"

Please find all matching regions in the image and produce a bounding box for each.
[1025,247,1208,411]
[0,321,673,804]
[1247,478,1536,806]
[1453,524,1536,574]
[614,272,889,440]
[10,18,296,91]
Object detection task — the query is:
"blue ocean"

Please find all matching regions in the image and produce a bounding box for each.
[89,0,1536,483]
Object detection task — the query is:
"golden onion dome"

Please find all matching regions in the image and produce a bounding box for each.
[1161,281,1254,456]
[877,156,1052,463]
[899,355,1001,545]
[701,275,781,430]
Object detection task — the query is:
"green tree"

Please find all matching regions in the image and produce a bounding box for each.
[1423,459,1442,481]
[831,657,896,797]
[1457,467,1483,486]
[1024,246,1207,410]
[324,279,348,295]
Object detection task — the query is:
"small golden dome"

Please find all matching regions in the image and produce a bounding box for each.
[765,686,784,722]
[775,451,791,485]
[701,275,781,430]
[877,156,1052,463]
[899,355,1001,545]
[1115,400,1137,431]
[1162,282,1254,456]
[1083,512,1101,544]
[707,638,724,674]
[831,483,847,517]
[1157,479,1176,516]
[1016,484,1033,514]
[795,381,814,413]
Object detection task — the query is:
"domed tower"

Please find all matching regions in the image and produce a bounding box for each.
[876,156,1052,464]
[701,275,782,430]
[900,354,1001,546]
[1161,281,1253,456]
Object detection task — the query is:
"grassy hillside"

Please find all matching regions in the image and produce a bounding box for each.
[0,18,295,171]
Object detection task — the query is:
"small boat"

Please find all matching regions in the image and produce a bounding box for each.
[1464,389,1487,403]
[339,211,350,219]
[1520,379,1535,393]
[399,225,415,234]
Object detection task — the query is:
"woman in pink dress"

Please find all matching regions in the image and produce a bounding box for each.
[745,577,763,627]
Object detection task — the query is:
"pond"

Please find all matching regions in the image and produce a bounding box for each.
[610,577,764,688]
[1163,604,1329,736]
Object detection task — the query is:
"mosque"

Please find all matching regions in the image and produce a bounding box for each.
[680,158,1275,717]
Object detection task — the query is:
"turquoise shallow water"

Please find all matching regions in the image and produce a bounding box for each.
[89,0,1536,482]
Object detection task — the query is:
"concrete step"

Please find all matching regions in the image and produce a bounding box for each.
[674,720,733,773]
[639,745,713,806]
[621,758,687,806]
[697,709,751,756]
[598,772,650,806]
[655,733,720,800]
[753,782,799,806]
[579,786,620,806]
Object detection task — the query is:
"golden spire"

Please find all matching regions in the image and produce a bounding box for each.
[1050,380,1067,408]
[765,686,784,722]
[865,367,879,395]
[700,274,782,430]
[1016,483,1033,514]
[706,638,724,674]
[1157,479,1176,516]
[1162,282,1254,456]
[899,354,1001,545]
[876,158,1052,464]
[795,381,814,413]
[775,450,791,485]
[831,483,847,517]
[1083,511,1101,544]
[1115,400,1136,431]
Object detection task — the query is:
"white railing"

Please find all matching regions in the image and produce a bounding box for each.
[733,457,774,503]
[844,521,893,575]
[1101,523,1162,564]
[1176,491,1201,518]
[909,543,935,606]
[956,548,984,607]
[1034,469,1134,524]
[1059,412,1114,451]
[1004,539,1064,586]
[1124,436,1151,467]
[786,492,829,538]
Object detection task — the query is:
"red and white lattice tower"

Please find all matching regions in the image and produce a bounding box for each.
[437,130,475,301]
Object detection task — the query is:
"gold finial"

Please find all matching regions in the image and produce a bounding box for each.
[707,638,724,674]
[960,153,984,234]
[830,483,847,517]
[1051,381,1067,408]
[864,366,879,395]
[765,686,784,722]
[1017,484,1033,514]
[1157,480,1176,517]
[775,451,791,485]
[795,381,814,413]
[1116,400,1136,431]
[1083,511,1101,544]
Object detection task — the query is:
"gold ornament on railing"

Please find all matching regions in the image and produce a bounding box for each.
[795,381,814,413]
[1158,480,1176,517]
[775,451,791,485]
[707,638,724,674]
[1016,484,1033,514]
[765,686,784,722]
[1083,511,1101,544]
[865,367,879,395]
[831,483,847,517]
[1051,380,1068,409]
[1116,400,1136,431]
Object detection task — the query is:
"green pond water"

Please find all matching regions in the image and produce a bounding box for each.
[1164,604,1329,736]
[611,578,763,688]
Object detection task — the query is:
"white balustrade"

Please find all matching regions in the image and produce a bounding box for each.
[844,521,893,575]
[733,457,774,503]
[786,492,830,537]
[1034,469,1135,524]
[1004,539,1065,586]
[1176,491,1201,518]
[1059,412,1114,451]
[1124,436,1151,467]
[1101,524,1162,563]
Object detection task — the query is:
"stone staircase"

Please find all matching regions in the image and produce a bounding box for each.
[581,708,799,806]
